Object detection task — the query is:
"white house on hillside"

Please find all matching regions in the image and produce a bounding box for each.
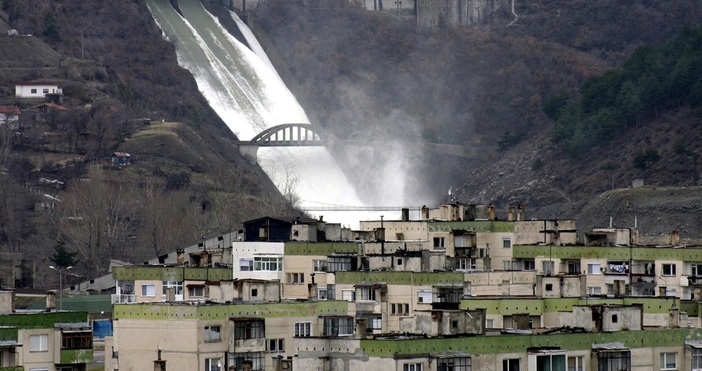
[15,81,62,99]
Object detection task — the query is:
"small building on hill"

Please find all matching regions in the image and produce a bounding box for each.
[111,152,131,166]
[14,81,62,99]
[0,105,20,126]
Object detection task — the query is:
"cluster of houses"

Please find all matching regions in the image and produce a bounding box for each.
[0,81,66,128]
[74,203,702,371]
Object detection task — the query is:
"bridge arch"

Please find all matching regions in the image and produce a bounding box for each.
[249,123,324,146]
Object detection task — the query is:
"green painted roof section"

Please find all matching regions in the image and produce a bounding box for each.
[113,300,348,320]
[428,221,514,233]
[335,271,464,286]
[60,348,93,364]
[361,328,702,357]
[514,245,702,261]
[112,266,233,281]
[0,326,18,341]
[461,297,680,315]
[285,242,359,256]
[681,300,700,316]
[28,294,112,314]
[0,311,87,328]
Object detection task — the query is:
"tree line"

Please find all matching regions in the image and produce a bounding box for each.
[549,27,702,157]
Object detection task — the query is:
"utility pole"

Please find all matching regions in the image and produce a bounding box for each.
[49,265,73,311]
[395,0,402,15]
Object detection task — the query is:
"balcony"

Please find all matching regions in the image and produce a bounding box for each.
[111,294,136,304]
[57,348,93,364]
[355,300,381,314]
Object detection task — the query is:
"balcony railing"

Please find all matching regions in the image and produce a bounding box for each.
[111,294,136,304]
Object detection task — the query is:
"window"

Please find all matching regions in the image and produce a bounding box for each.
[692,347,702,371]
[205,325,221,342]
[318,288,328,300]
[503,237,511,248]
[234,320,265,340]
[404,363,423,371]
[205,358,222,371]
[228,352,264,371]
[313,259,328,272]
[162,281,183,296]
[587,286,602,295]
[327,256,354,272]
[42,88,49,94]
[327,284,336,300]
[438,356,471,371]
[568,356,583,371]
[545,284,553,291]
[254,257,282,271]
[357,287,377,301]
[30,334,48,352]
[251,288,258,297]
[660,352,677,370]
[240,258,253,271]
[486,319,494,328]
[189,285,205,297]
[294,322,312,337]
[286,273,305,285]
[543,261,555,275]
[537,354,565,371]
[524,259,536,270]
[455,235,468,248]
[663,264,677,276]
[268,338,284,353]
[141,284,156,297]
[62,331,92,349]
[30,88,37,94]
[391,303,410,316]
[503,359,520,371]
[597,350,630,371]
[341,289,355,301]
[691,263,702,276]
[433,237,445,249]
[566,261,581,275]
[588,263,602,275]
[455,258,477,271]
[503,260,513,270]
[418,289,433,303]
[371,316,382,330]
[323,317,354,336]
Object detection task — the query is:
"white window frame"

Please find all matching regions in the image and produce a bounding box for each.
[567,355,584,371]
[204,325,221,343]
[660,352,677,370]
[294,322,312,337]
[29,334,48,352]
[205,357,222,371]
[587,286,602,295]
[663,263,677,277]
[503,237,511,248]
[240,258,253,271]
[543,261,555,275]
[433,237,445,249]
[417,289,433,303]
[141,284,156,297]
[692,347,702,371]
[587,263,602,275]
[403,363,423,371]
[341,289,355,301]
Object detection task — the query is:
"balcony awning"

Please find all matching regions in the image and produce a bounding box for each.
[0,340,20,348]
[354,282,386,289]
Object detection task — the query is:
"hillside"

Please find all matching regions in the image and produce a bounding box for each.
[0,0,291,282]
[249,1,702,240]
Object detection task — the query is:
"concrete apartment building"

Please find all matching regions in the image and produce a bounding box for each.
[0,291,92,371]
[106,203,702,371]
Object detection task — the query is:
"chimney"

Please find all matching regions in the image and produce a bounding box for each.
[517,204,525,221]
[176,249,185,265]
[487,203,495,221]
[507,204,515,221]
[421,205,429,219]
[669,308,680,328]
[154,349,166,371]
[46,291,56,311]
[165,287,176,302]
[401,208,409,222]
[671,230,680,246]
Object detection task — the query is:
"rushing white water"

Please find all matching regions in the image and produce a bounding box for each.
[146,0,397,227]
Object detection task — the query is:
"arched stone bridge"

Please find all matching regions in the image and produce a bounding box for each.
[236,123,486,160]
[235,123,325,159]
